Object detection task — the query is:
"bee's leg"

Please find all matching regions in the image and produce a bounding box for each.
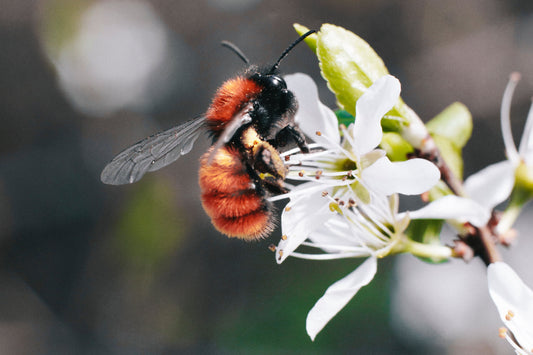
[269,124,309,153]
[245,141,288,195]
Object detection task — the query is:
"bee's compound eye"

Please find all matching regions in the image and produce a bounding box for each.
[250,73,287,90]
[268,75,287,90]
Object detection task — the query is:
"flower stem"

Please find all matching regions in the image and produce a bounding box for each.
[419,135,465,196]
[400,238,453,260]
[497,203,522,235]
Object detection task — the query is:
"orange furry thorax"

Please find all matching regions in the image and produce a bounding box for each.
[205,77,262,135]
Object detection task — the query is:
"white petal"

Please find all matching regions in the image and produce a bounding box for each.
[488,262,533,352]
[307,216,376,254]
[277,190,335,264]
[353,75,401,155]
[500,74,520,164]
[403,195,490,227]
[306,256,378,341]
[284,73,340,147]
[464,160,515,209]
[361,156,440,196]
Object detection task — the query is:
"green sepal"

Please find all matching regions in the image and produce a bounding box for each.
[431,133,464,180]
[426,102,472,149]
[380,132,414,162]
[509,162,533,208]
[427,180,453,201]
[405,219,447,264]
[293,23,318,52]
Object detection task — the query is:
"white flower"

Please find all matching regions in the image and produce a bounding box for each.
[272,73,490,340]
[281,187,483,341]
[488,262,533,355]
[464,73,533,210]
[280,73,440,200]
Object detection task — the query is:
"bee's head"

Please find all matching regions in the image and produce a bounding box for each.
[249,72,287,92]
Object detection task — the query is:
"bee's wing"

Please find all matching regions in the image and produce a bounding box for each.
[101,117,206,185]
[207,103,253,164]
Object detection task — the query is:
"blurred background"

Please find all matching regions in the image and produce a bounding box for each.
[1,0,533,354]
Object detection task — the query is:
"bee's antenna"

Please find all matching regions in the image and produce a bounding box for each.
[269,30,316,74]
[221,40,250,64]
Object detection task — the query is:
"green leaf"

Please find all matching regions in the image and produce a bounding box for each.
[426,102,472,148]
[405,219,446,264]
[431,133,464,180]
[315,24,423,148]
[316,24,389,115]
[293,23,318,52]
[380,132,414,162]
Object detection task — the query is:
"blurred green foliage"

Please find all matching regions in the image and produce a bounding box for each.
[113,177,186,270]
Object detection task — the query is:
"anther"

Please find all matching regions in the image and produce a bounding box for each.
[278,250,284,260]
[498,327,507,339]
[321,191,328,197]
[285,156,290,161]
[347,171,353,177]
[281,235,288,240]
[268,244,277,252]
[285,206,292,212]
[298,170,305,177]
[315,170,323,179]
[505,310,515,321]
[339,124,347,131]
[316,131,322,136]
[348,198,356,207]
[339,200,345,206]
[342,176,347,181]
[510,71,522,83]
[334,197,339,202]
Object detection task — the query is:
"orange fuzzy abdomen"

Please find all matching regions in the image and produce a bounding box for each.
[205,77,262,135]
[199,146,274,240]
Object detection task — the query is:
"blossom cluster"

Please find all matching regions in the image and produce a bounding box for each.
[271,23,533,349]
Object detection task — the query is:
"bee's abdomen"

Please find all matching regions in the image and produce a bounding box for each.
[199,146,274,240]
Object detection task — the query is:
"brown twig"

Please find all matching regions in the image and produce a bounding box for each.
[414,135,501,265]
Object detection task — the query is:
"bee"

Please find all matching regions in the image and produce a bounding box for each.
[101,30,315,240]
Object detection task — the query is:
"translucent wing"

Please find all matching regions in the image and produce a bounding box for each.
[207,102,253,164]
[101,117,206,185]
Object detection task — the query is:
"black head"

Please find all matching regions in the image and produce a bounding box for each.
[248,71,295,136]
